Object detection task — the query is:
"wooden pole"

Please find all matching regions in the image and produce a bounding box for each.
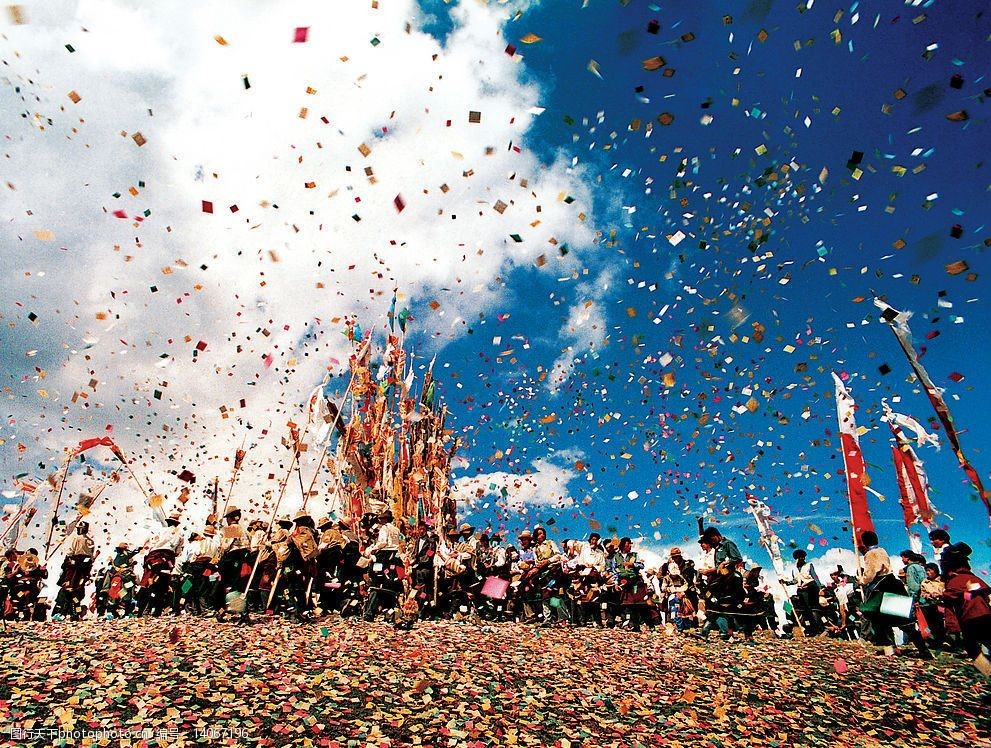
[118,456,166,525]
[300,338,371,511]
[47,479,113,558]
[220,435,248,519]
[239,446,300,605]
[43,457,73,561]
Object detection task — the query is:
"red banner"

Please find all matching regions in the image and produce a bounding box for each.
[73,436,124,461]
[840,431,875,539]
[875,298,990,523]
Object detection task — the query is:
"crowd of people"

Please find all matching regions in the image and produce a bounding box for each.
[2,509,988,692]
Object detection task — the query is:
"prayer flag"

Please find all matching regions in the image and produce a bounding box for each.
[832,373,875,540]
[874,298,990,523]
[883,401,936,530]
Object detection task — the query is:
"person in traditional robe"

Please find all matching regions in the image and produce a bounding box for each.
[362,510,403,622]
[215,505,249,614]
[137,513,184,616]
[283,511,319,620]
[54,522,95,620]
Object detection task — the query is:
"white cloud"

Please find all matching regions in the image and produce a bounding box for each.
[452,453,580,513]
[545,268,614,393]
[0,1,596,552]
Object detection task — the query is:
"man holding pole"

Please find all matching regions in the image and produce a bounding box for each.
[284,511,319,621]
[216,505,249,615]
[137,512,184,616]
[53,521,95,620]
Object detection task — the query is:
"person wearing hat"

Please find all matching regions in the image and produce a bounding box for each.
[136,512,185,617]
[739,566,773,639]
[257,514,295,615]
[606,537,649,631]
[939,542,991,701]
[180,522,221,616]
[510,530,541,622]
[266,511,318,621]
[99,541,140,618]
[404,522,438,616]
[3,546,46,622]
[362,509,404,622]
[454,522,479,573]
[530,526,566,624]
[788,549,824,636]
[53,521,95,620]
[268,516,294,564]
[215,505,250,614]
[314,516,346,614]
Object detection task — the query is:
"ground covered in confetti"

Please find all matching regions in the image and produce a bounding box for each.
[0,618,987,747]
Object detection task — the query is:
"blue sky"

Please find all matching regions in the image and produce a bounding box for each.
[0,0,988,575]
[434,0,991,569]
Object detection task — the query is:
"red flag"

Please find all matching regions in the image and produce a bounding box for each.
[875,298,990,523]
[73,436,125,461]
[73,436,116,454]
[892,445,933,526]
[885,405,936,529]
[832,373,875,540]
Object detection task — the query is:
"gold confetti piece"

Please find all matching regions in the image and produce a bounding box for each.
[214,35,228,46]
[519,33,542,44]
[67,90,81,104]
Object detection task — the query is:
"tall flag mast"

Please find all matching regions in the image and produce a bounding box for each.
[874,298,990,524]
[832,372,874,571]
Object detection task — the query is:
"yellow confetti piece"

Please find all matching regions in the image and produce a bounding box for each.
[520,33,542,44]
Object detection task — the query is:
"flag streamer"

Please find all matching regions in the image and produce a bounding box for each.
[831,373,875,543]
[874,298,990,523]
